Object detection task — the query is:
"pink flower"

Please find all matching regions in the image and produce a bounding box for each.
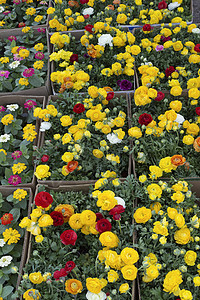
[11,150,22,160]
[3,11,11,15]
[8,36,17,42]
[37,28,46,33]
[8,175,22,186]
[0,106,6,112]
[13,0,21,4]
[155,45,164,52]
[0,71,10,78]
[13,54,23,61]
[23,68,35,78]
[35,52,44,60]
[24,99,37,110]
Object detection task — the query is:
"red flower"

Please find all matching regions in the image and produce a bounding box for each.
[196,107,200,115]
[80,0,89,3]
[1,213,13,225]
[73,103,85,114]
[161,36,171,43]
[194,44,200,52]
[41,155,49,162]
[165,66,175,77]
[96,212,103,221]
[154,91,165,101]
[34,191,53,208]
[138,113,153,126]
[50,211,64,226]
[84,24,94,33]
[106,91,114,101]
[60,230,77,245]
[96,219,112,234]
[18,22,25,27]
[53,269,67,281]
[66,161,78,173]
[109,205,125,220]
[65,261,76,273]
[70,54,78,63]
[158,0,167,9]
[84,14,90,19]
[142,24,151,32]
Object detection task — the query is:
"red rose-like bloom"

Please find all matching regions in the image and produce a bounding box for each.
[65,261,76,273]
[1,213,13,225]
[196,107,200,115]
[60,230,77,245]
[109,205,125,220]
[154,91,165,101]
[70,54,78,63]
[66,161,78,173]
[106,91,114,101]
[84,24,94,33]
[41,155,49,162]
[18,22,25,27]
[96,219,112,234]
[165,66,175,77]
[138,113,153,126]
[84,14,90,19]
[96,212,104,221]
[80,0,89,3]
[53,269,67,281]
[34,191,53,208]
[73,103,85,114]
[143,24,151,32]
[158,0,167,9]
[194,44,200,52]
[50,211,64,226]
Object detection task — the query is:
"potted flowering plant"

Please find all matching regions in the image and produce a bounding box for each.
[16,175,138,299]
[0,187,32,300]
[33,92,131,186]
[132,174,200,299]
[0,27,51,96]
[0,0,49,30]
[0,95,45,187]
[49,26,137,94]
[133,23,200,95]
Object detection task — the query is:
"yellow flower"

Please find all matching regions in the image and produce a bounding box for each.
[120,247,139,265]
[86,278,102,294]
[97,190,117,210]
[184,250,197,266]
[62,133,72,144]
[47,7,55,14]
[22,26,31,33]
[55,204,74,222]
[13,189,27,201]
[26,7,36,15]
[149,166,163,179]
[0,149,7,156]
[163,270,183,294]
[121,264,138,280]
[116,13,127,24]
[23,289,41,300]
[146,265,159,279]
[93,149,104,159]
[35,235,44,243]
[29,272,43,284]
[38,214,53,227]
[147,184,162,200]
[175,214,185,228]
[69,214,83,230]
[12,163,27,174]
[134,207,152,223]
[171,191,185,204]
[19,217,31,228]
[19,78,29,86]
[128,127,142,138]
[170,86,182,96]
[167,207,178,220]
[34,165,51,180]
[3,228,20,245]
[33,61,44,70]
[80,210,96,226]
[174,227,191,245]
[193,276,200,287]
[99,231,119,248]
[65,279,83,295]
[183,135,194,145]
[1,114,14,125]
[159,157,177,173]
[179,289,193,300]
[139,175,147,183]
[62,152,74,163]
[119,283,129,293]
[107,270,119,283]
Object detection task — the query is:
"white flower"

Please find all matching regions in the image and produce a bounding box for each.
[86,291,107,300]
[0,255,13,267]
[0,6,4,13]
[175,114,185,127]
[168,2,180,10]
[0,134,10,143]
[114,196,126,208]
[9,61,20,69]
[7,104,19,111]
[82,7,94,15]
[40,122,52,132]
[0,239,6,247]
[98,34,113,47]
[192,28,200,34]
[107,133,122,144]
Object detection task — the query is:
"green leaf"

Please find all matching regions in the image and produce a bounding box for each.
[9,208,20,221]
[2,80,13,91]
[28,74,43,88]
[1,285,14,298]
[0,152,6,164]
[5,168,12,180]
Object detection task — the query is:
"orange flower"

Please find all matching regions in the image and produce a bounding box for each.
[103,86,113,92]
[193,136,200,152]
[67,161,78,173]
[171,155,186,166]
[65,279,83,295]
[55,204,74,222]
[113,0,120,4]
[87,45,97,58]
[107,4,114,10]
[68,1,79,7]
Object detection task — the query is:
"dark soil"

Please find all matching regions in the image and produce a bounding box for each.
[192,0,200,23]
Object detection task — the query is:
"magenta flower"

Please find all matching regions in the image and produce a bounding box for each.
[0,106,6,112]
[3,11,11,15]
[13,0,21,4]
[11,150,22,160]
[35,52,44,60]
[23,68,35,78]
[13,54,23,61]
[119,80,133,91]
[8,36,17,42]
[0,71,10,78]
[8,175,22,186]
[37,28,46,33]
[24,99,37,111]
[155,45,164,52]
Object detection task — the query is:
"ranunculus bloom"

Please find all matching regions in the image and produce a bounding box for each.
[60,230,77,245]
[96,213,104,221]
[70,54,78,63]
[138,113,153,126]
[80,0,89,3]
[84,24,94,33]
[194,44,200,52]
[195,107,200,115]
[165,66,175,77]
[106,91,114,100]
[96,218,112,233]
[119,80,133,91]
[66,161,78,173]
[73,103,85,114]
[158,0,167,9]
[171,155,186,166]
[65,261,76,273]
[143,24,151,32]
[53,269,67,281]
[154,91,165,101]
[84,14,90,19]
[161,36,171,43]
[109,205,125,220]
[1,213,13,225]
[50,211,64,226]
[41,155,49,162]
[34,191,53,208]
